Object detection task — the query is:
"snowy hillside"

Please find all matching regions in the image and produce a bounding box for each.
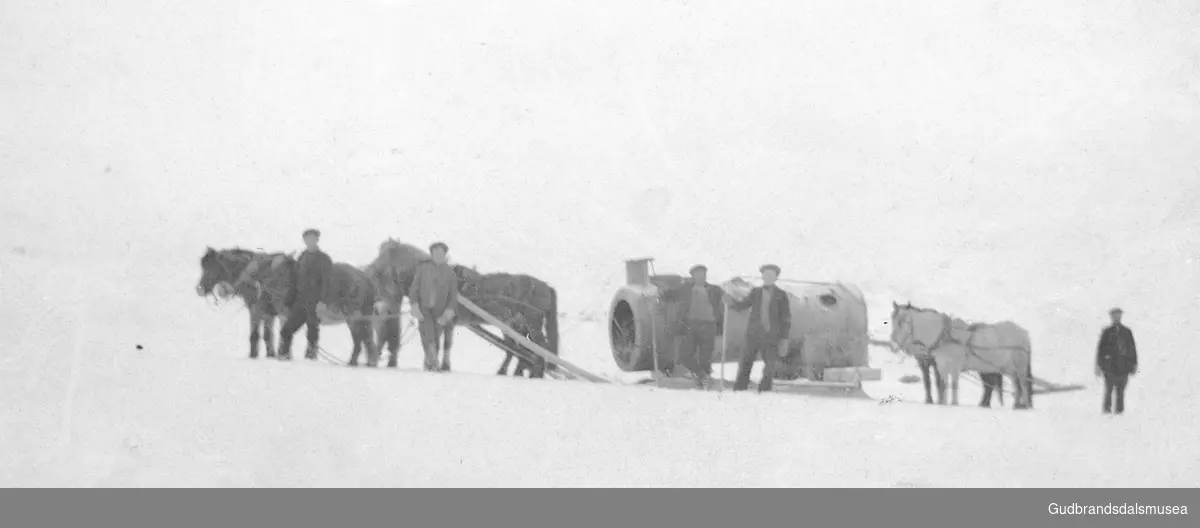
[2,0,1199,486]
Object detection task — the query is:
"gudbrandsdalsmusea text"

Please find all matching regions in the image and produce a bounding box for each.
[1049,503,1188,515]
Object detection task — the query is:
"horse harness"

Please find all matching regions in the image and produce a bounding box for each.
[899,310,1025,373]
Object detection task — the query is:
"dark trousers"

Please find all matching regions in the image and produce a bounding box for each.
[734,333,782,392]
[678,320,717,378]
[1103,371,1129,413]
[280,301,320,358]
[416,307,445,370]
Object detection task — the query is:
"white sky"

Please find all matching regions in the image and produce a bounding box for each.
[3,0,1197,376]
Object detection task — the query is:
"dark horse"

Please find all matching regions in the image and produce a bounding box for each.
[233,254,381,367]
[196,247,294,359]
[451,265,560,378]
[367,239,454,370]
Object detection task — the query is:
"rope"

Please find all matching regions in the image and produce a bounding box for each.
[317,347,347,366]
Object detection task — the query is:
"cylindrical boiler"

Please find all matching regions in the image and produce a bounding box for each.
[609,260,870,380]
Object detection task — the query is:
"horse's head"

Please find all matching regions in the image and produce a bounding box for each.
[377,238,430,270]
[890,302,946,358]
[196,247,222,296]
[368,263,400,301]
[370,261,422,314]
[451,264,485,295]
[197,247,249,297]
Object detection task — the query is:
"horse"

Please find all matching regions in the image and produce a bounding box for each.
[451,264,559,378]
[890,302,1033,410]
[366,238,454,370]
[195,247,293,359]
[902,331,1006,407]
[232,255,381,367]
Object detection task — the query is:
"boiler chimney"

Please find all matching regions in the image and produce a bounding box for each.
[625,258,654,286]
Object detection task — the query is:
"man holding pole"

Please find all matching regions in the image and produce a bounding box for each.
[725,264,792,393]
[659,264,725,389]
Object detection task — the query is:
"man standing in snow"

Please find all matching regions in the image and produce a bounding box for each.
[408,241,459,372]
[279,228,333,361]
[725,264,791,393]
[660,264,725,389]
[1096,307,1138,414]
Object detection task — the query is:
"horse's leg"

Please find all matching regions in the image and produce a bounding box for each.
[264,315,277,358]
[371,316,384,362]
[932,356,948,405]
[1013,357,1031,410]
[364,319,380,368]
[439,322,453,372]
[1025,354,1033,409]
[385,315,400,368]
[348,321,362,367]
[1022,368,1033,410]
[528,326,549,379]
[248,309,262,359]
[950,370,960,406]
[919,357,934,404]
[1009,371,1022,409]
[513,339,529,378]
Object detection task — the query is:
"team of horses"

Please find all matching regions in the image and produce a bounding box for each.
[195,238,560,378]
[890,301,1034,410]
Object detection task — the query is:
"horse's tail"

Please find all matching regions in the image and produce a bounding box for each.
[546,286,559,366]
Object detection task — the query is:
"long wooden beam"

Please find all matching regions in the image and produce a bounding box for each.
[462,323,574,381]
[456,296,609,383]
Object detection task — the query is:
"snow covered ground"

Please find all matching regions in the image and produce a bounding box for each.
[2,0,1198,486]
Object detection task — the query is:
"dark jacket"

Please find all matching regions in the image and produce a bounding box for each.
[293,248,333,304]
[660,280,725,335]
[407,260,459,317]
[728,285,791,342]
[1096,324,1138,376]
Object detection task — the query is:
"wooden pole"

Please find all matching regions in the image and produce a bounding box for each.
[719,302,728,393]
[456,296,609,383]
[649,292,661,388]
[647,261,661,388]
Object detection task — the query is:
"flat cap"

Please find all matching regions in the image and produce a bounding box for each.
[1109,307,1123,314]
[302,228,321,238]
[429,241,449,253]
[689,264,708,274]
[759,264,781,275]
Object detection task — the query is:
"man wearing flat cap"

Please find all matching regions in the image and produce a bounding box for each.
[408,241,459,372]
[280,228,333,361]
[724,264,791,392]
[659,264,725,389]
[1095,307,1138,414]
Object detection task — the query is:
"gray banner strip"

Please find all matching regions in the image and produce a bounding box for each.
[0,489,1195,528]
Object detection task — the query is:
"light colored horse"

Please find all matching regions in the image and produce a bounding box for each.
[890,302,1033,410]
